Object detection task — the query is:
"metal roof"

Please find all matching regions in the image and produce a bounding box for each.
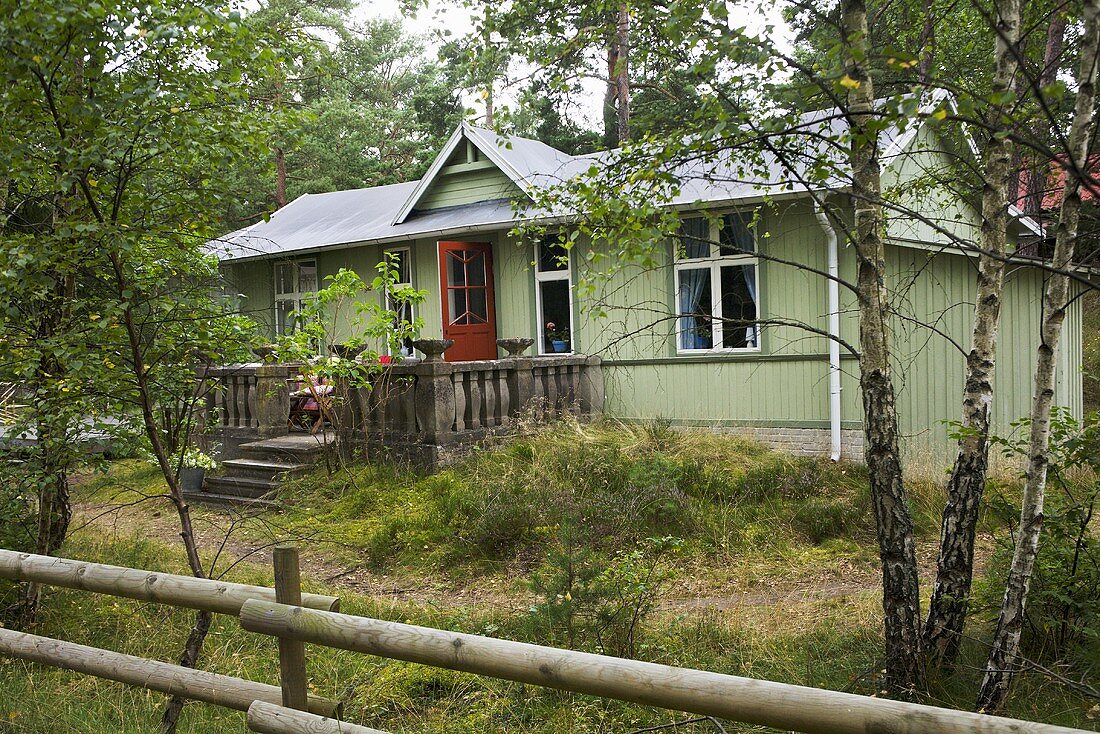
[213,95,1022,262]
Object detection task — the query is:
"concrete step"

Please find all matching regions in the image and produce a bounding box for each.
[239,432,336,465]
[183,490,280,510]
[202,475,279,500]
[220,458,307,482]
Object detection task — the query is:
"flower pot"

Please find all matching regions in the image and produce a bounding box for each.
[551,340,568,353]
[179,467,205,493]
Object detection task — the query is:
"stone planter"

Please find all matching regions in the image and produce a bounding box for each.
[251,344,278,363]
[496,337,535,357]
[412,339,454,363]
[330,343,366,360]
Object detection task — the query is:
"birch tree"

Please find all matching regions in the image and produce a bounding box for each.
[840,0,925,693]
[976,0,1100,710]
[923,0,1021,672]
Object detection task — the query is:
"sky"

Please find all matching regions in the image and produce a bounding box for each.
[354,0,795,129]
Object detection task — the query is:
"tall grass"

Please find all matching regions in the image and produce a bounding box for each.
[0,530,1094,733]
[267,418,882,579]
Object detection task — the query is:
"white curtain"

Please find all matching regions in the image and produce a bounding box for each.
[742,266,758,347]
[678,269,709,349]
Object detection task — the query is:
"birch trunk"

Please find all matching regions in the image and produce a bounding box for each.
[923,0,1019,672]
[976,0,1100,710]
[842,0,924,695]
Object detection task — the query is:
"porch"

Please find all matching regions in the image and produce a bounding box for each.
[199,338,604,474]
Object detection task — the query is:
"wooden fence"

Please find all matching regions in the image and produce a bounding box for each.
[0,547,1091,734]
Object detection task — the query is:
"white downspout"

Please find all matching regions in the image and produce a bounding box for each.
[813,201,843,462]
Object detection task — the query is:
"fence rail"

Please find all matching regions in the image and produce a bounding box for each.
[0,547,1091,734]
[238,600,1086,734]
[0,549,339,615]
[246,701,388,734]
[0,629,339,717]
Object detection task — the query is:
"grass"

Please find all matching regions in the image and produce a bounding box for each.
[8,420,1096,732]
[0,529,1095,733]
[276,419,889,578]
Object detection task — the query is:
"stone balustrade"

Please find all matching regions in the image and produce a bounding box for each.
[200,340,604,468]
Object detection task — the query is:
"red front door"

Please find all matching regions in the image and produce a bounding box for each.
[439,241,498,361]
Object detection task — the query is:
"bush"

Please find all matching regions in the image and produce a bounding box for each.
[979,410,1100,660]
[527,535,682,657]
[0,463,39,620]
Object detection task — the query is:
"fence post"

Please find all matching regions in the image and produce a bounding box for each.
[273,544,308,711]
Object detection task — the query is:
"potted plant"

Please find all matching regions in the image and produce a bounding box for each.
[176,448,217,493]
[544,321,570,353]
[692,319,713,350]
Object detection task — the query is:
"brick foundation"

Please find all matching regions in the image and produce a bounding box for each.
[708,426,865,460]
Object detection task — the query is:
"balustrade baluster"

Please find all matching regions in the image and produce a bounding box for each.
[482,370,497,428]
[247,375,258,428]
[497,369,510,425]
[467,372,482,430]
[453,373,467,432]
[546,366,559,417]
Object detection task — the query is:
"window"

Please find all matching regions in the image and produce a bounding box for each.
[274,259,318,335]
[675,212,760,352]
[535,238,573,354]
[384,247,415,358]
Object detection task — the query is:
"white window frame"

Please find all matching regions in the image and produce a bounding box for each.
[384,246,416,358]
[534,238,574,355]
[674,211,761,355]
[273,258,318,336]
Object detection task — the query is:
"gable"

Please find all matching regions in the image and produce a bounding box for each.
[882,122,982,249]
[414,139,524,212]
[393,125,531,223]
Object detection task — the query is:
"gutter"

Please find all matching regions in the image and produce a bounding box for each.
[813,201,843,462]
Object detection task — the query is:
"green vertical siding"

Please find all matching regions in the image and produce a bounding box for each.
[494,232,536,345]
[223,191,1085,464]
[224,261,275,338]
[415,168,522,211]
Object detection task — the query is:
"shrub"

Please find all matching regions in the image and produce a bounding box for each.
[527,535,683,657]
[978,410,1100,660]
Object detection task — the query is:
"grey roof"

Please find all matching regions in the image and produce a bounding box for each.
[210,184,520,262]
[213,93,990,262]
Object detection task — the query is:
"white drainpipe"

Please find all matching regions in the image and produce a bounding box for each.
[813,201,843,462]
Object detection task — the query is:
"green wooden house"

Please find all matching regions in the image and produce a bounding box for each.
[213,105,1086,463]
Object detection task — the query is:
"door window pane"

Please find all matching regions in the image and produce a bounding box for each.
[448,288,469,325]
[276,299,296,336]
[448,253,466,287]
[465,251,486,286]
[467,288,488,322]
[677,267,713,350]
[275,263,295,295]
[297,261,317,292]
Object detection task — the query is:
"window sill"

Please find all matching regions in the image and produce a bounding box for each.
[675,348,761,356]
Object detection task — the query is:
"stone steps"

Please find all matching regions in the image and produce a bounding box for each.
[184,431,335,507]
